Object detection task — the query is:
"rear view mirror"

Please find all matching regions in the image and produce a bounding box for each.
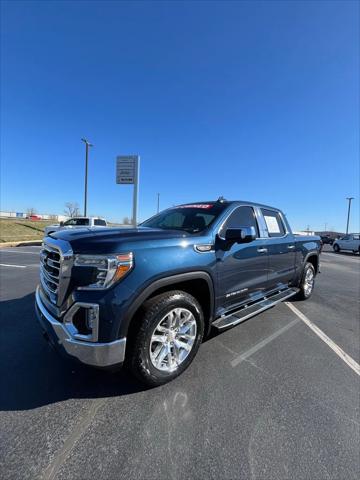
[225,226,256,244]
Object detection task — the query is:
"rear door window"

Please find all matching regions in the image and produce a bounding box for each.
[94,219,106,226]
[261,209,286,237]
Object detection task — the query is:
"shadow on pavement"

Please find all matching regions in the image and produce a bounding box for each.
[0,293,146,411]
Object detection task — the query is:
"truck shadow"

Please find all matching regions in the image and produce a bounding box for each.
[0,293,146,411]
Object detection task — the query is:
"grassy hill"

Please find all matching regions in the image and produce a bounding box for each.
[0,218,53,243]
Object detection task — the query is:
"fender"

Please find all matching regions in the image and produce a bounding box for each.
[293,251,319,287]
[118,271,215,338]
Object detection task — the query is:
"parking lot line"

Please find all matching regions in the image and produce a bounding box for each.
[285,302,360,376]
[0,249,40,254]
[0,263,27,268]
[230,318,300,367]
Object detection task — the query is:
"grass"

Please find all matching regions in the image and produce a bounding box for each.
[0,218,53,243]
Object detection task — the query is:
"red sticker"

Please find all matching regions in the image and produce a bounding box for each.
[176,204,213,209]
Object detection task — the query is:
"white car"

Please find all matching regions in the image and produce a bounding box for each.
[333,234,360,254]
[44,217,107,236]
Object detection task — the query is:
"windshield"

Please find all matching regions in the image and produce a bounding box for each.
[141,203,228,233]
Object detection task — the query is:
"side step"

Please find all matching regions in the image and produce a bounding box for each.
[213,288,299,330]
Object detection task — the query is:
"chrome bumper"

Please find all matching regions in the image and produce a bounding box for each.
[35,287,126,367]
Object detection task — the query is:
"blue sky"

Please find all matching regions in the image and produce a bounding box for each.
[1,0,359,231]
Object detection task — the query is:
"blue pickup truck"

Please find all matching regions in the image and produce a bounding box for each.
[35,199,321,386]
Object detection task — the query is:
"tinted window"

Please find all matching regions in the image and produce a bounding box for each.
[94,219,106,226]
[141,203,228,233]
[261,208,285,237]
[74,218,89,226]
[220,206,259,237]
[341,235,350,241]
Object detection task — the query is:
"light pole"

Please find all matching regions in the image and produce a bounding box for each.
[81,138,93,217]
[157,193,160,213]
[345,197,354,234]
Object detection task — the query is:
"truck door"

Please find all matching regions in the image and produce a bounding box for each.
[260,208,296,288]
[216,206,269,310]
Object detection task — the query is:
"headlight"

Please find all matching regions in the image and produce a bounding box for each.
[74,252,133,289]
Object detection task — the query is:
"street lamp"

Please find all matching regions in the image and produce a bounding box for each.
[157,193,160,213]
[81,138,93,217]
[345,197,354,234]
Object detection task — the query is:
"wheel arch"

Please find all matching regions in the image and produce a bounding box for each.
[121,272,215,343]
[304,253,319,274]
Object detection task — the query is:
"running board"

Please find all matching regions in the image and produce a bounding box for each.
[213,288,299,330]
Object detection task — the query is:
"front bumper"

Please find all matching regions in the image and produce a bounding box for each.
[35,287,126,367]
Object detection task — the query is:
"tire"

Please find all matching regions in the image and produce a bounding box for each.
[295,262,316,300]
[128,290,204,387]
[333,244,340,253]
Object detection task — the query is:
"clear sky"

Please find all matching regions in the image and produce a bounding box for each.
[1,0,359,231]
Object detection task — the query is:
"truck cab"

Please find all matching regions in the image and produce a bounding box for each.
[44,217,107,236]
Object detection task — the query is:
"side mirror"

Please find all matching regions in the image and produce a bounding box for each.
[225,226,256,244]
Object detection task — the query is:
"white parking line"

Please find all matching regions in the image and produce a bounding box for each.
[0,263,27,268]
[230,318,300,367]
[0,249,40,255]
[285,302,360,376]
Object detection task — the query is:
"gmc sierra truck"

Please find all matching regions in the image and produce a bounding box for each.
[35,199,321,386]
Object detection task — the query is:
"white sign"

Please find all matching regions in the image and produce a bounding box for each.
[264,215,281,234]
[116,156,139,184]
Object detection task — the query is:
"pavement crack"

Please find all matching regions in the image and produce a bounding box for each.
[41,398,107,480]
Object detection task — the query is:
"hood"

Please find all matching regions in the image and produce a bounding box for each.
[49,227,192,253]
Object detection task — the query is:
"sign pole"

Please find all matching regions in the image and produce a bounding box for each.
[132,157,140,226]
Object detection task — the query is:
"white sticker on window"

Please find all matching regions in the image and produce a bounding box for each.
[264,215,281,233]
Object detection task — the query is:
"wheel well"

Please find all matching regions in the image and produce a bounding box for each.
[126,278,213,345]
[306,254,318,274]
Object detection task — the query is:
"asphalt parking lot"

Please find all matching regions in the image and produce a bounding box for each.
[0,245,359,480]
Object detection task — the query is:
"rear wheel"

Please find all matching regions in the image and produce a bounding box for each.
[333,244,340,253]
[128,290,204,387]
[295,262,316,300]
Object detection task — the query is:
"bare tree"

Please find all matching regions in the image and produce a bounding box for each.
[64,202,80,217]
[26,207,37,217]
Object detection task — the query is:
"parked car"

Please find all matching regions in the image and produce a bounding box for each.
[320,235,334,245]
[333,234,360,253]
[35,199,321,386]
[44,216,107,236]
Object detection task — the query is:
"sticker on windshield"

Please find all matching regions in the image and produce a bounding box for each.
[264,215,281,233]
[176,204,213,209]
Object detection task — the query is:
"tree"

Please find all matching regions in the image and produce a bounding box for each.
[64,202,80,217]
[26,207,37,217]
[122,216,131,225]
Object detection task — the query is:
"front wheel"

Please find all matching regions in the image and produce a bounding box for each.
[128,290,204,387]
[333,244,340,253]
[295,262,316,300]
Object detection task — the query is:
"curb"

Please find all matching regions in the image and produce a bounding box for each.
[0,240,42,248]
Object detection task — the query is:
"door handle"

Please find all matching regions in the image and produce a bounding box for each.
[287,245,295,249]
[257,248,268,253]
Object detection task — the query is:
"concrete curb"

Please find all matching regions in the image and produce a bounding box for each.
[0,240,42,248]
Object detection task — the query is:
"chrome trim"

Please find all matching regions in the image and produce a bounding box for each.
[35,287,126,367]
[40,237,73,306]
[194,244,214,253]
[213,288,298,330]
[64,302,99,342]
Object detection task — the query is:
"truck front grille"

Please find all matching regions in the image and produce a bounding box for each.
[40,244,61,303]
[40,238,73,306]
